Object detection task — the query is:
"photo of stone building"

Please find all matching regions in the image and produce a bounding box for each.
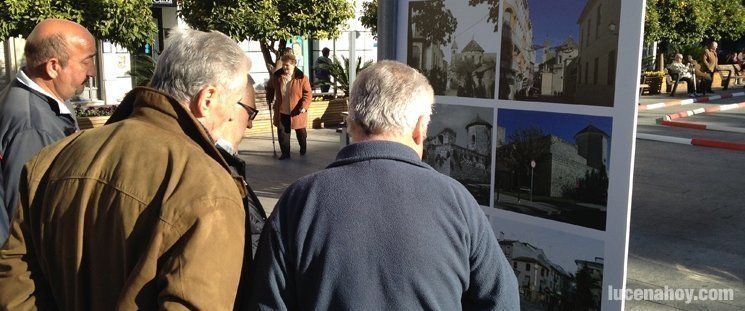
[424,104,494,206]
[407,0,499,98]
[494,109,612,231]
[498,0,620,106]
[487,215,605,311]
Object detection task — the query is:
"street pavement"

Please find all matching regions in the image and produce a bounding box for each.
[235,91,745,310]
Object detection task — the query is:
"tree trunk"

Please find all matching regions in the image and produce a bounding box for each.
[259,39,288,74]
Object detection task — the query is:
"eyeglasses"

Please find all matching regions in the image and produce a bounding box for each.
[236,101,259,120]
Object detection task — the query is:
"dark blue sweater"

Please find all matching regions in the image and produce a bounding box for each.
[250,140,519,310]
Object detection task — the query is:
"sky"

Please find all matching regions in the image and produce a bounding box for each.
[428,104,493,147]
[528,0,587,63]
[497,109,613,162]
[489,215,604,274]
[439,0,499,63]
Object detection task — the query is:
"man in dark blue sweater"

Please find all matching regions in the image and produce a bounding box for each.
[250,60,519,310]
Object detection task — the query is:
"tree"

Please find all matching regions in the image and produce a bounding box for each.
[180,0,355,73]
[468,0,500,32]
[360,0,377,38]
[410,0,457,47]
[645,0,745,48]
[499,126,549,190]
[0,0,156,51]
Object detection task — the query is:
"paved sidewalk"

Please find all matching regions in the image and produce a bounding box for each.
[236,128,343,215]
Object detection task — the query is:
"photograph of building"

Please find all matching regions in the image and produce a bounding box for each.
[498,0,620,106]
[494,109,612,231]
[407,0,498,98]
[424,104,494,206]
[487,214,604,311]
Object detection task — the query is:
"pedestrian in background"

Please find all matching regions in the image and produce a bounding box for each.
[269,53,311,160]
[249,60,519,310]
[0,19,97,243]
[315,47,333,93]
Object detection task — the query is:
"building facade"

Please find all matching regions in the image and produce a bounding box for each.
[538,38,579,97]
[499,239,572,304]
[500,0,535,100]
[575,0,620,106]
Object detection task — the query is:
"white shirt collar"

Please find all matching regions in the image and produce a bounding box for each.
[15,69,71,115]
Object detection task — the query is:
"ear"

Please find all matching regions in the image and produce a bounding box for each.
[412,115,428,146]
[191,86,218,118]
[45,59,61,79]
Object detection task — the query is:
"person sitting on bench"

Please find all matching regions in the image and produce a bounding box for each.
[668,53,698,97]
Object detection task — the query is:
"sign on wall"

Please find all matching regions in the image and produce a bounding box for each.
[390,0,645,309]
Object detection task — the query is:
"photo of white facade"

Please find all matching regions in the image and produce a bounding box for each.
[487,214,604,311]
[574,0,620,106]
[499,0,535,100]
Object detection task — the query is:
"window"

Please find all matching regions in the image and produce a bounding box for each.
[526,263,531,271]
[578,62,582,83]
[594,57,599,85]
[587,19,591,45]
[608,50,616,85]
[596,5,602,39]
[471,135,476,143]
[513,262,518,269]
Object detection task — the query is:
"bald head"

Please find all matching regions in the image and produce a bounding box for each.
[23,19,97,102]
[25,19,95,69]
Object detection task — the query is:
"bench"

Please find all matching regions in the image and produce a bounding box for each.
[639,75,651,96]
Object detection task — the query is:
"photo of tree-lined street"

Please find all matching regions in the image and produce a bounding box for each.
[494,109,612,231]
[499,0,620,106]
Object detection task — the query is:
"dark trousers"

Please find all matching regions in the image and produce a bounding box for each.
[278,113,307,156]
[680,77,696,94]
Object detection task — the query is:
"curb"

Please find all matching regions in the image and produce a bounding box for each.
[659,120,745,134]
[662,101,745,121]
[637,133,745,151]
[638,91,745,112]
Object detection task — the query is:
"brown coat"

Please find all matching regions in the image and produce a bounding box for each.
[0,87,247,310]
[703,48,718,73]
[267,68,312,130]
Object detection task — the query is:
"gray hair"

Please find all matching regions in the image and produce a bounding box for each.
[348,60,434,136]
[150,28,250,104]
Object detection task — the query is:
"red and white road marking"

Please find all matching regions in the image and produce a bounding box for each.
[662,101,745,121]
[659,120,745,134]
[637,133,745,151]
[638,91,745,112]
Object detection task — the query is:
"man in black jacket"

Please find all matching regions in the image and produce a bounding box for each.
[0,19,97,243]
[249,61,519,310]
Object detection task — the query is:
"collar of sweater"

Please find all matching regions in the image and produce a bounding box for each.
[328,140,431,170]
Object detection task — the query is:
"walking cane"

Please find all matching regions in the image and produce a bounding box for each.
[267,99,278,158]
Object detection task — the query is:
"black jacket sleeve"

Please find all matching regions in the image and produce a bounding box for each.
[1,128,56,243]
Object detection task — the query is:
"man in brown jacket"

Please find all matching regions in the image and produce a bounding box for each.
[702,41,720,92]
[0,28,251,309]
[267,53,312,160]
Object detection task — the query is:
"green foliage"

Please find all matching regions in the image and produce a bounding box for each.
[645,0,745,47]
[360,0,377,38]
[468,0,499,32]
[0,0,156,51]
[327,55,373,95]
[179,0,277,43]
[563,166,609,205]
[180,0,355,72]
[127,54,156,87]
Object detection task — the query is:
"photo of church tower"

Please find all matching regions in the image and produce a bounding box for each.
[424,104,495,206]
[407,0,499,99]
